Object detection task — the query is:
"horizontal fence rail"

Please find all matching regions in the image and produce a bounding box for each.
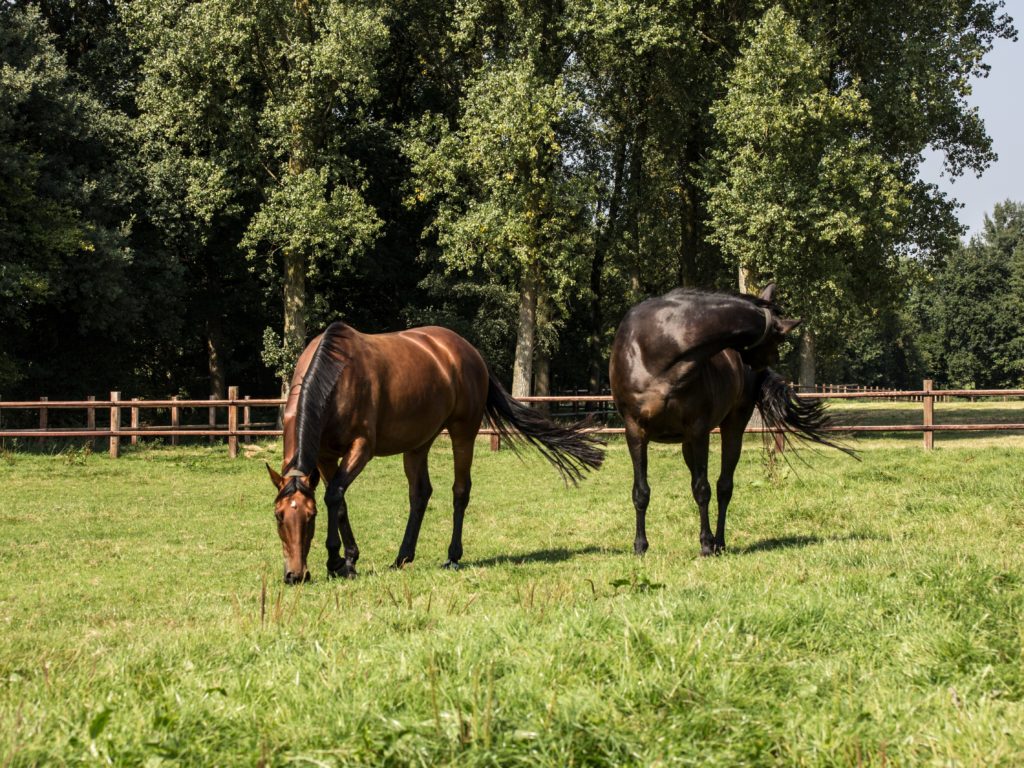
[2,381,1023,457]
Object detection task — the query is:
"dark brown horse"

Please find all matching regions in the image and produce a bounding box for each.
[610,285,851,558]
[266,322,604,583]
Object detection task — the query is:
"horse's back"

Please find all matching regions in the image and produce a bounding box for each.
[349,325,488,454]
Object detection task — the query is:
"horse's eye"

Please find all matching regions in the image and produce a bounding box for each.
[274,510,284,524]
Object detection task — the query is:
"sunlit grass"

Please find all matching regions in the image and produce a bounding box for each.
[1,436,1023,765]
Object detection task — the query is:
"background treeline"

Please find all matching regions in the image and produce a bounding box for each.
[0,0,1020,401]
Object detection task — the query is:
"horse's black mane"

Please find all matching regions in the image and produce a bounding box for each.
[286,321,350,480]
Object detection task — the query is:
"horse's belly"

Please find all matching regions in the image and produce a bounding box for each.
[373,419,448,456]
[372,395,452,456]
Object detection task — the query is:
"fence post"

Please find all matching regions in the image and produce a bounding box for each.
[490,432,500,452]
[109,391,121,459]
[923,379,934,451]
[773,430,785,454]
[39,396,48,433]
[131,398,140,446]
[171,396,180,446]
[208,395,217,443]
[228,386,239,459]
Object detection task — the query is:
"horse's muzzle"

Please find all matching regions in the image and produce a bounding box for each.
[283,569,311,585]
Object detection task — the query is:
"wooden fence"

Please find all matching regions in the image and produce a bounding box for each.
[2,380,1024,457]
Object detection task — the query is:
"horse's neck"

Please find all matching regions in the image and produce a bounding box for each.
[679,298,767,359]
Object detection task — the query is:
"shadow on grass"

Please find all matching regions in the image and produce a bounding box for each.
[737,532,881,554]
[469,545,607,568]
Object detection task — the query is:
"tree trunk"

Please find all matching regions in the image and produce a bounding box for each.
[533,347,550,415]
[589,139,626,393]
[587,248,605,394]
[625,94,647,304]
[738,264,752,294]
[677,144,701,287]
[206,315,226,399]
[512,266,539,399]
[534,292,553,413]
[281,247,306,397]
[799,330,816,392]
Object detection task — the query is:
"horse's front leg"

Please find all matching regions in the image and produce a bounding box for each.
[683,432,713,556]
[323,475,351,578]
[324,440,371,579]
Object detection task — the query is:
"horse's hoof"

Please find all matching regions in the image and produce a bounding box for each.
[700,546,715,558]
[328,565,357,579]
[633,540,649,557]
[392,559,411,571]
[441,560,460,571]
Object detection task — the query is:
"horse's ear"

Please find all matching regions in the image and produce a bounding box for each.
[266,462,285,489]
[759,283,777,302]
[778,317,802,335]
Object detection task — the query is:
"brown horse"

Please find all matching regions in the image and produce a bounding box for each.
[266,322,604,583]
[610,284,852,558]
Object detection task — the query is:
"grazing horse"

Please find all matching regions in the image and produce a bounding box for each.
[266,322,604,583]
[610,284,851,557]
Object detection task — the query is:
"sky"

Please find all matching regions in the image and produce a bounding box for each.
[918,0,1023,239]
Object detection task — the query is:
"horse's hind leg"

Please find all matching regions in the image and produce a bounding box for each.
[683,432,714,557]
[714,411,751,554]
[443,432,475,569]
[625,420,651,556]
[394,445,433,568]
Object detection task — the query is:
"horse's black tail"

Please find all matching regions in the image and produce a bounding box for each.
[755,369,858,458]
[485,371,605,485]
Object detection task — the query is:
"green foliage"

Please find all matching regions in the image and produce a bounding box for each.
[0,0,1019,396]
[130,0,387,385]
[913,201,1024,388]
[706,7,909,327]
[0,5,176,395]
[405,56,594,354]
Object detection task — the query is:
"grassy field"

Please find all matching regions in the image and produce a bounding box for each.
[2,433,1024,766]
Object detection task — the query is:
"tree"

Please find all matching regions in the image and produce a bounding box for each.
[131,0,386,393]
[0,5,170,397]
[706,7,967,388]
[406,24,593,396]
[915,201,1024,388]
[563,0,719,391]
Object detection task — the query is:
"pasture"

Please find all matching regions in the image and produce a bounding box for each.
[2,435,1023,765]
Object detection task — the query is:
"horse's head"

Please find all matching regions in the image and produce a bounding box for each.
[742,283,802,370]
[266,463,318,584]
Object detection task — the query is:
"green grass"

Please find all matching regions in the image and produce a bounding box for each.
[2,435,1024,766]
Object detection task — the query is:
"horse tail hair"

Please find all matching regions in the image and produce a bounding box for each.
[754,369,858,458]
[484,370,605,485]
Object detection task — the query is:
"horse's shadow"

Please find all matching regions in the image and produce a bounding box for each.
[736,531,880,554]
[468,545,606,569]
